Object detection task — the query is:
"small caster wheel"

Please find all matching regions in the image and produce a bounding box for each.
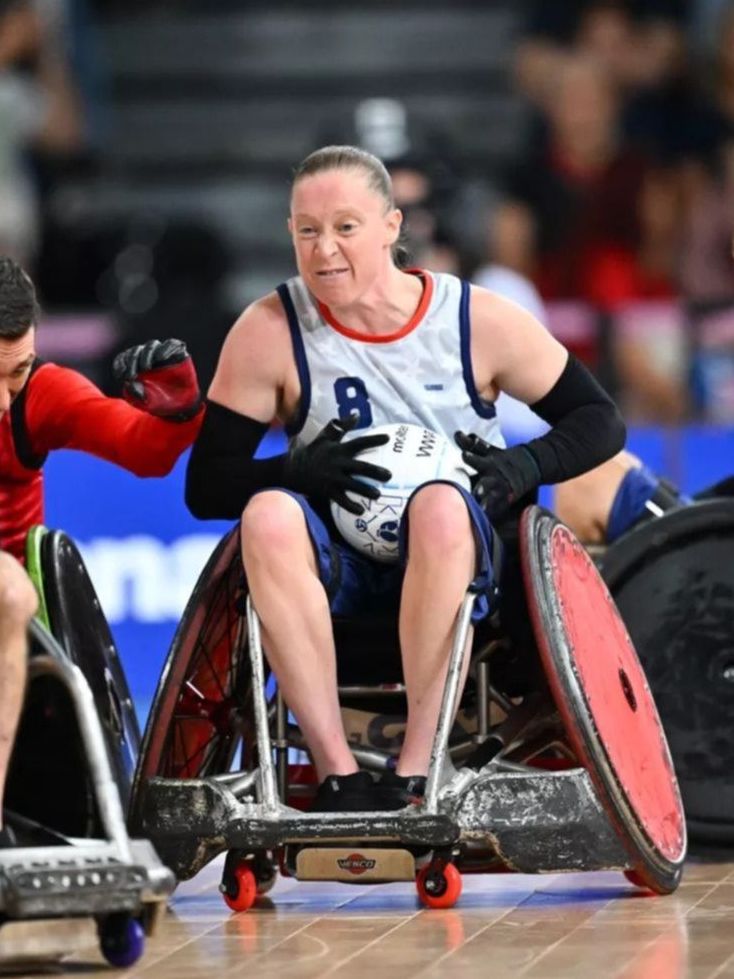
[416,861,462,909]
[98,913,145,967]
[221,862,258,912]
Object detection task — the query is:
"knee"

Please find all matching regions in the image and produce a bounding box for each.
[0,554,38,625]
[240,491,308,561]
[407,483,473,560]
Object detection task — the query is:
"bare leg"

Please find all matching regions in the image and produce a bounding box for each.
[397,484,475,776]
[240,491,356,782]
[555,450,642,544]
[0,554,37,826]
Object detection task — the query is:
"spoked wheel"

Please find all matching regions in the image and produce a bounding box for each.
[520,507,686,894]
[130,527,255,831]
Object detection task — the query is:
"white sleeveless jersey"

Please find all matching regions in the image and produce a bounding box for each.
[277,270,505,450]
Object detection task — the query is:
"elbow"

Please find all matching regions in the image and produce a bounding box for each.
[185,495,210,521]
[185,448,213,519]
[185,476,211,520]
[185,458,227,520]
[591,403,626,467]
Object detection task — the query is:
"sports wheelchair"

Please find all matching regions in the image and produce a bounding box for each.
[0,528,174,968]
[131,505,686,911]
[599,497,734,846]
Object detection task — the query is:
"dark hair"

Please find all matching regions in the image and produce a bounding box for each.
[292,145,410,267]
[0,256,40,339]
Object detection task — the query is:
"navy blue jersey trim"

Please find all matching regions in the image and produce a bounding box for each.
[459,280,496,420]
[276,283,311,436]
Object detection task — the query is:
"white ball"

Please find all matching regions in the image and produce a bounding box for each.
[330,422,473,563]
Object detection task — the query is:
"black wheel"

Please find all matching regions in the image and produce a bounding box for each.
[7,619,101,840]
[521,506,686,893]
[39,529,140,810]
[600,500,734,845]
[129,527,254,831]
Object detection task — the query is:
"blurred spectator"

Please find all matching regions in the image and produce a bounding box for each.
[679,139,734,304]
[704,2,734,134]
[473,261,546,325]
[0,0,84,269]
[621,17,724,167]
[516,0,719,167]
[320,96,495,266]
[515,0,688,113]
[31,0,84,156]
[691,0,732,58]
[0,0,46,264]
[496,55,665,307]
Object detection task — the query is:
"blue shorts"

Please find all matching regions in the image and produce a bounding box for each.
[252,481,499,623]
[607,465,692,543]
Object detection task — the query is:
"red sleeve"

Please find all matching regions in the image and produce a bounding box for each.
[25,363,204,476]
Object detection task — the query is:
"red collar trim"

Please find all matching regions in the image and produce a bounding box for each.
[316,269,433,344]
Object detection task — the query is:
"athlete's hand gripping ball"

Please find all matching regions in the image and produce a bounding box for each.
[455,431,540,523]
[113,338,202,421]
[284,416,392,515]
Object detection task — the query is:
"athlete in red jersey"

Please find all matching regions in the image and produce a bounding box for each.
[0,262,204,563]
[0,255,203,843]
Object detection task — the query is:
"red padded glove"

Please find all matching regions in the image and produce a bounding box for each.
[113,338,202,421]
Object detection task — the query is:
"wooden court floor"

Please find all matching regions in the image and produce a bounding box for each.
[9,854,734,979]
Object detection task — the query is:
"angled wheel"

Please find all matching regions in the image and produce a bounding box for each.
[520,507,686,894]
[600,500,734,845]
[130,527,254,831]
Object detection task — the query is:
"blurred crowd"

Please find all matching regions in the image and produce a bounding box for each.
[369,1,734,425]
[0,0,91,267]
[7,0,734,426]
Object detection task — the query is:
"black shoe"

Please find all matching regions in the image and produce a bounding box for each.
[310,771,377,813]
[0,825,17,848]
[375,771,427,811]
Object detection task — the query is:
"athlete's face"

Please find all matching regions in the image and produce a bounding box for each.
[289,168,402,306]
[0,328,35,419]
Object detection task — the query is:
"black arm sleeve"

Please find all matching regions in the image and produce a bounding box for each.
[185,400,287,519]
[523,354,626,483]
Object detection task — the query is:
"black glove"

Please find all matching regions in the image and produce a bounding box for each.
[455,431,541,522]
[284,417,392,515]
[113,338,202,422]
